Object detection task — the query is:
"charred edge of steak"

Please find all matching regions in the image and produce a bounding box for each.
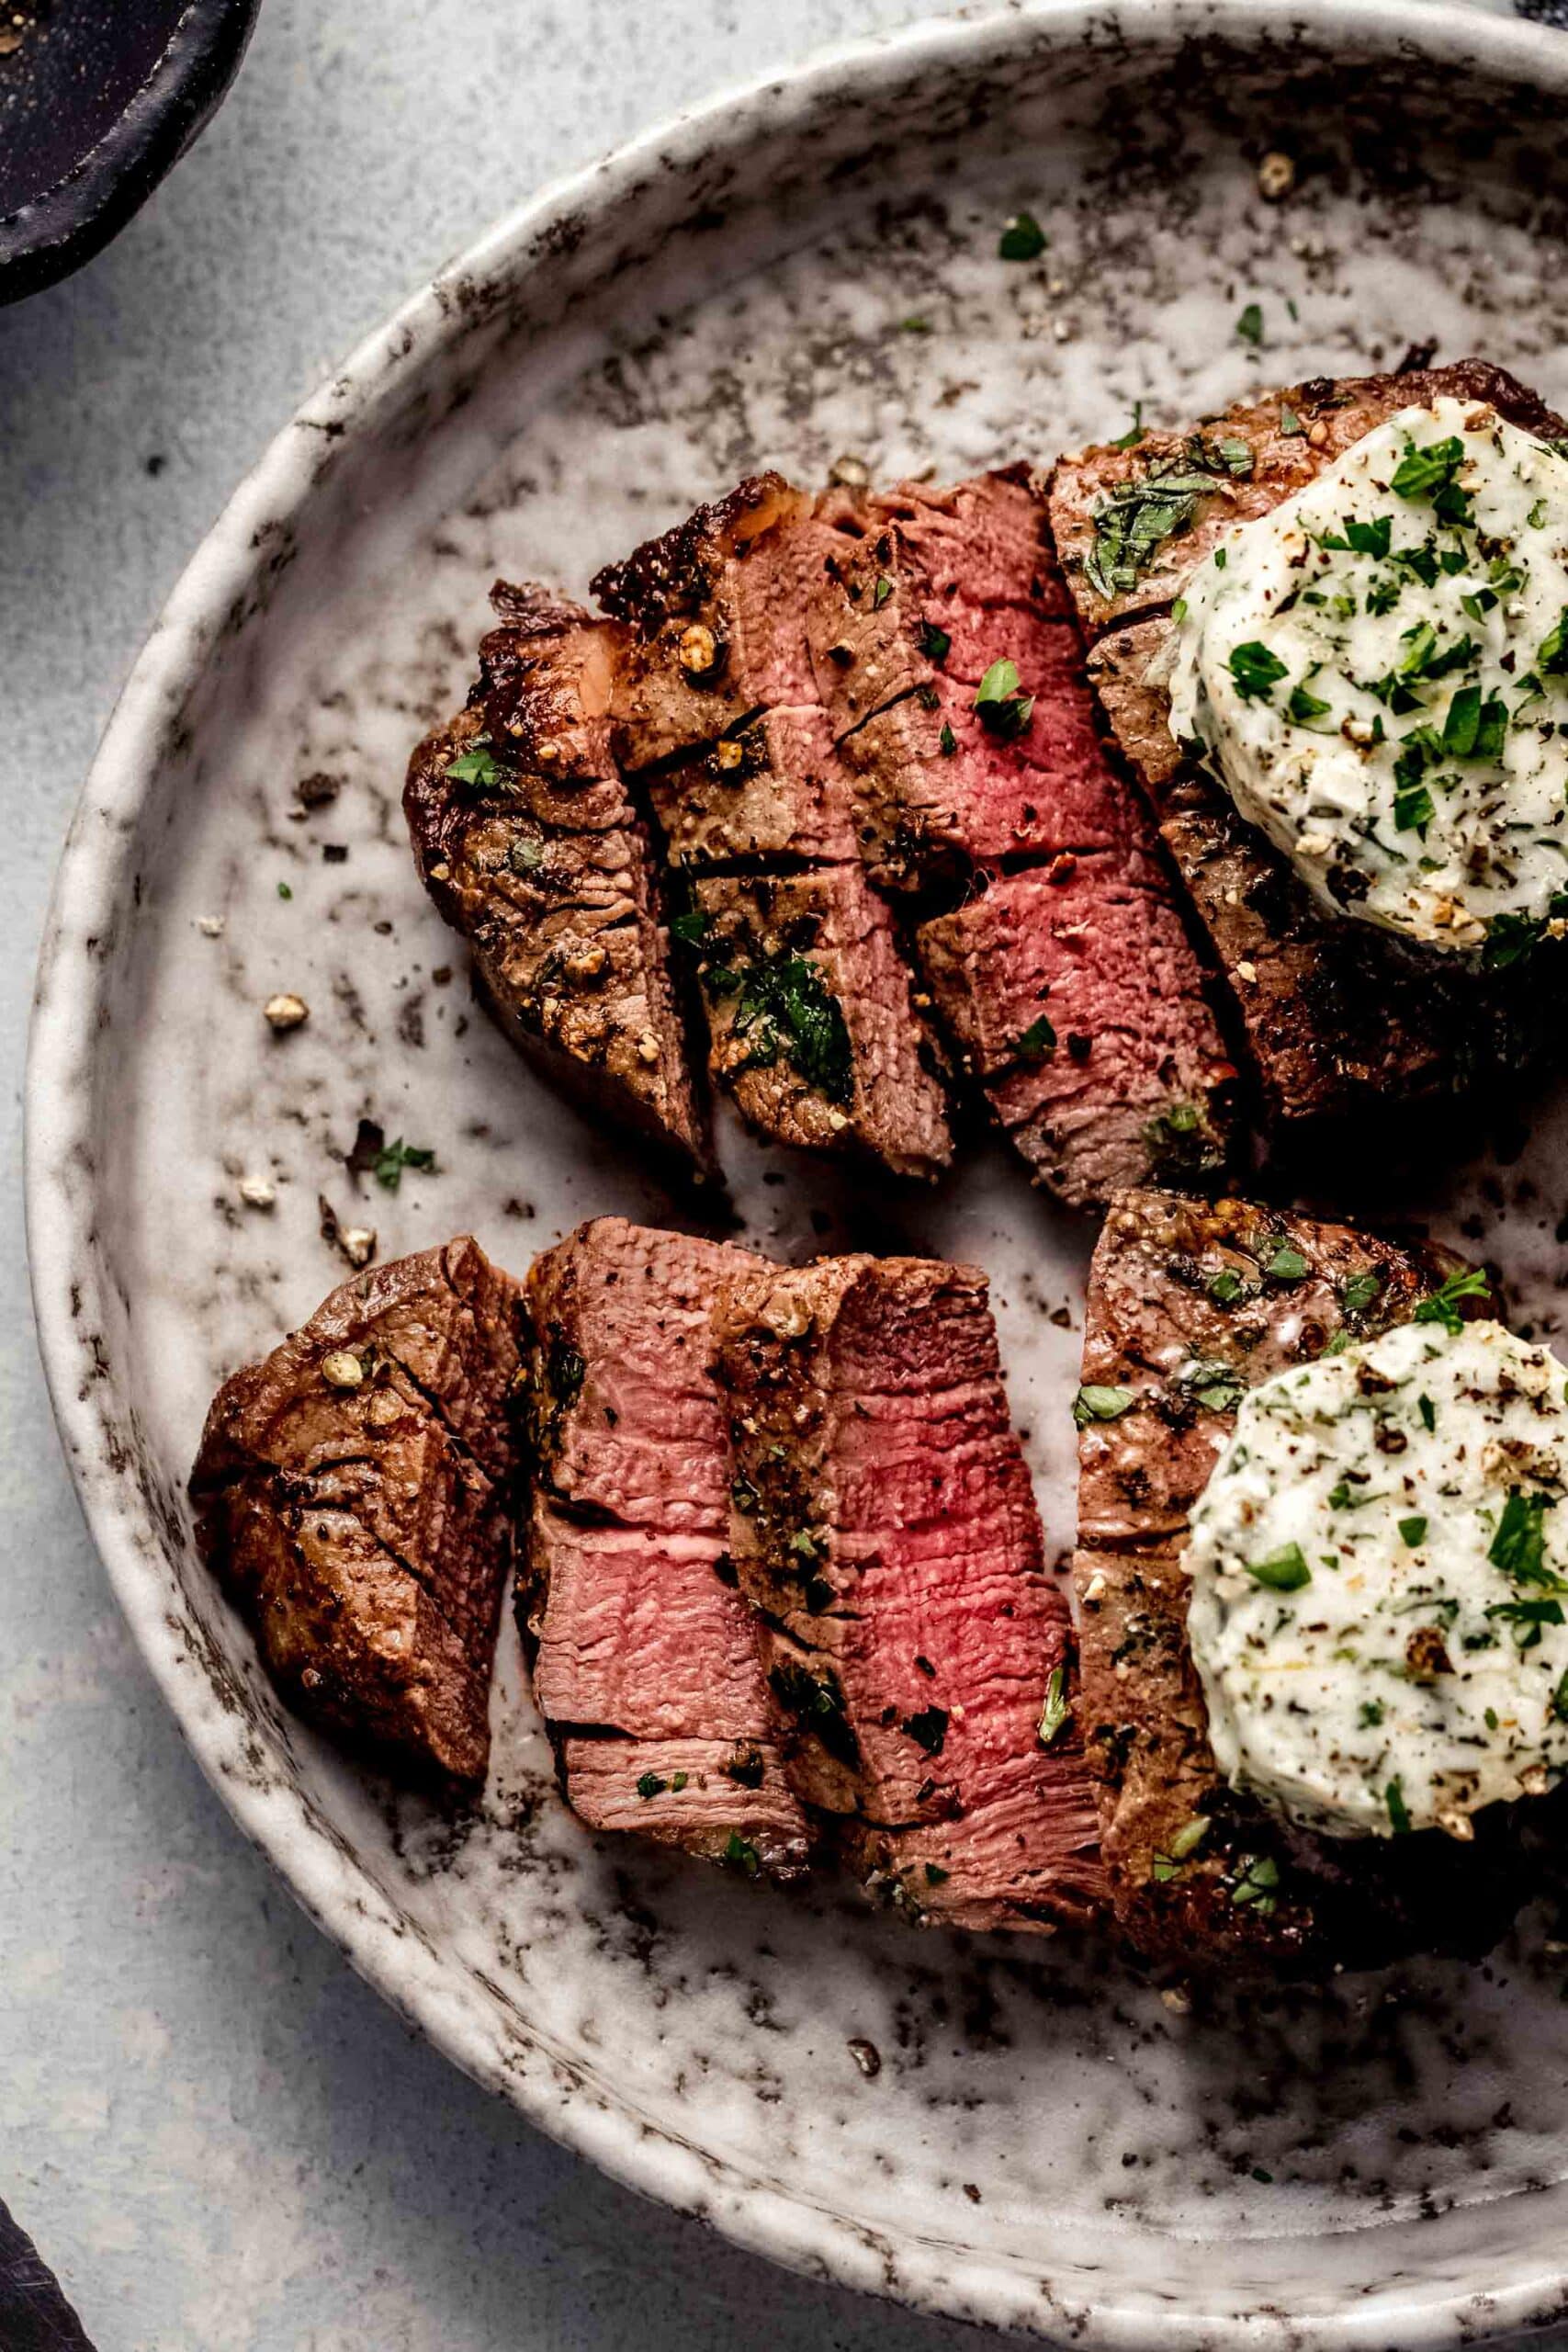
[1076,1189,1521,1973]
[403,701,711,1175]
[188,1238,527,1789]
[590,472,807,637]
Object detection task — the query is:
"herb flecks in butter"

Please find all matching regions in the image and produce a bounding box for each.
[1187,1317,1568,1838]
[1168,398,1568,957]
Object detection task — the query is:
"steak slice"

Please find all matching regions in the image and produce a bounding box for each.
[1074,1188,1521,1971]
[190,1238,525,1786]
[1048,360,1563,638]
[592,473,840,772]
[522,1219,808,1877]
[916,857,1237,1209]
[713,1254,1107,1933]
[647,705,862,872]
[688,866,953,1180]
[1053,366,1568,1130]
[405,586,706,1172]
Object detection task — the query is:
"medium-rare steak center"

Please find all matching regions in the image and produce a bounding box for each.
[714,1252,1106,1932]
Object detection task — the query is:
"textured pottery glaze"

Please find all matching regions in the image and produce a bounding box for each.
[27,5,1568,2342]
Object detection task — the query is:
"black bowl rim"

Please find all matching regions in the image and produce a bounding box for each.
[0,0,261,306]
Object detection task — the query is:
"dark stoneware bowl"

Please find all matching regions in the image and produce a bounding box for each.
[0,0,260,305]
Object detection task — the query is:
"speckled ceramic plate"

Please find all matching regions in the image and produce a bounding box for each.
[28,3,1568,2341]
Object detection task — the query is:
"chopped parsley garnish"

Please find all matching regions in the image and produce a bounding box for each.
[1230,1852,1279,1912]
[1398,1516,1428,1548]
[1083,468,1218,599]
[723,1832,761,1878]
[1245,1543,1311,1592]
[1441,684,1508,761]
[1208,1268,1247,1306]
[917,618,952,662]
[1488,1487,1554,1588]
[1279,403,1303,436]
[1038,1667,1070,1747]
[873,574,895,608]
[1176,1358,1247,1414]
[924,1863,950,1886]
[1228,640,1289,702]
[1419,1395,1437,1432]
[998,210,1047,261]
[1486,1597,1567,1650]
[903,1705,950,1757]
[1412,1265,1491,1335]
[1393,776,1435,838]
[544,1333,586,1409]
[1215,436,1255,477]
[709,952,854,1104]
[670,907,709,945]
[938,720,957,757]
[445,737,509,791]
[1359,1700,1385,1728]
[1111,403,1145,450]
[1341,1271,1382,1317]
[1073,1384,1137,1427]
[1288,683,1332,726]
[1391,434,1473,526]
[1015,1013,1057,1063]
[373,1137,436,1191]
[276,880,293,900]
[637,1772,666,1800]
[1540,607,1568,679]
[1553,1672,1568,1724]
[974,658,1034,740]
[1265,1243,1309,1282]
[767,1660,859,1765]
[1235,302,1264,345]
[1151,1812,1212,1883]
[1385,1778,1413,1835]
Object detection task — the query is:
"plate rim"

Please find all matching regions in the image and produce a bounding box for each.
[26,3,1568,2342]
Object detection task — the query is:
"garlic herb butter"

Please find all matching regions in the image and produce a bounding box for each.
[1168,398,1568,958]
[1188,1317,1568,1838]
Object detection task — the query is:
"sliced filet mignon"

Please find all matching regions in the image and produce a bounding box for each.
[405,586,705,1172]
[916,856,1237,1209]
[189,1238,525,1786]
[1074,1188,1522,1971]
[687,865,953,1181]
[523,1218,809,1878]
[713,1253,1107,1932]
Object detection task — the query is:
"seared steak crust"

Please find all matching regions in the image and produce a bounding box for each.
[714,1254,1107,1932]
[405,586,705,1170]
[1049,360,1563,638]
[1075,1189,1520,1971]
[1054,367,1568,1131]
[523,1219,809,1877]
[190,1239,525,1785]
[592,473,836,773]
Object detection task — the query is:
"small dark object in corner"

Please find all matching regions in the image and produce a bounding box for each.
[0,2192,97,2348]
[0,0,262,305]
[1396,339,1439,374]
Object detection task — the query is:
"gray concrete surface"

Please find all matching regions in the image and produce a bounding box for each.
[0,1,1532,2346]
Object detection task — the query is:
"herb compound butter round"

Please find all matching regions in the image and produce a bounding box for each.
[1167,398,1568,958]
[1187,1317,1568,1839]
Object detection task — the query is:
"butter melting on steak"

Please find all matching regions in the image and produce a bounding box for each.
[1051,365,1567,1130]
[523,1218,809,1877]
[404,584,705,1170]
[713,1254,1106,1931]
[190,1239,525,1785]
[1074,1189,1523,1971]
